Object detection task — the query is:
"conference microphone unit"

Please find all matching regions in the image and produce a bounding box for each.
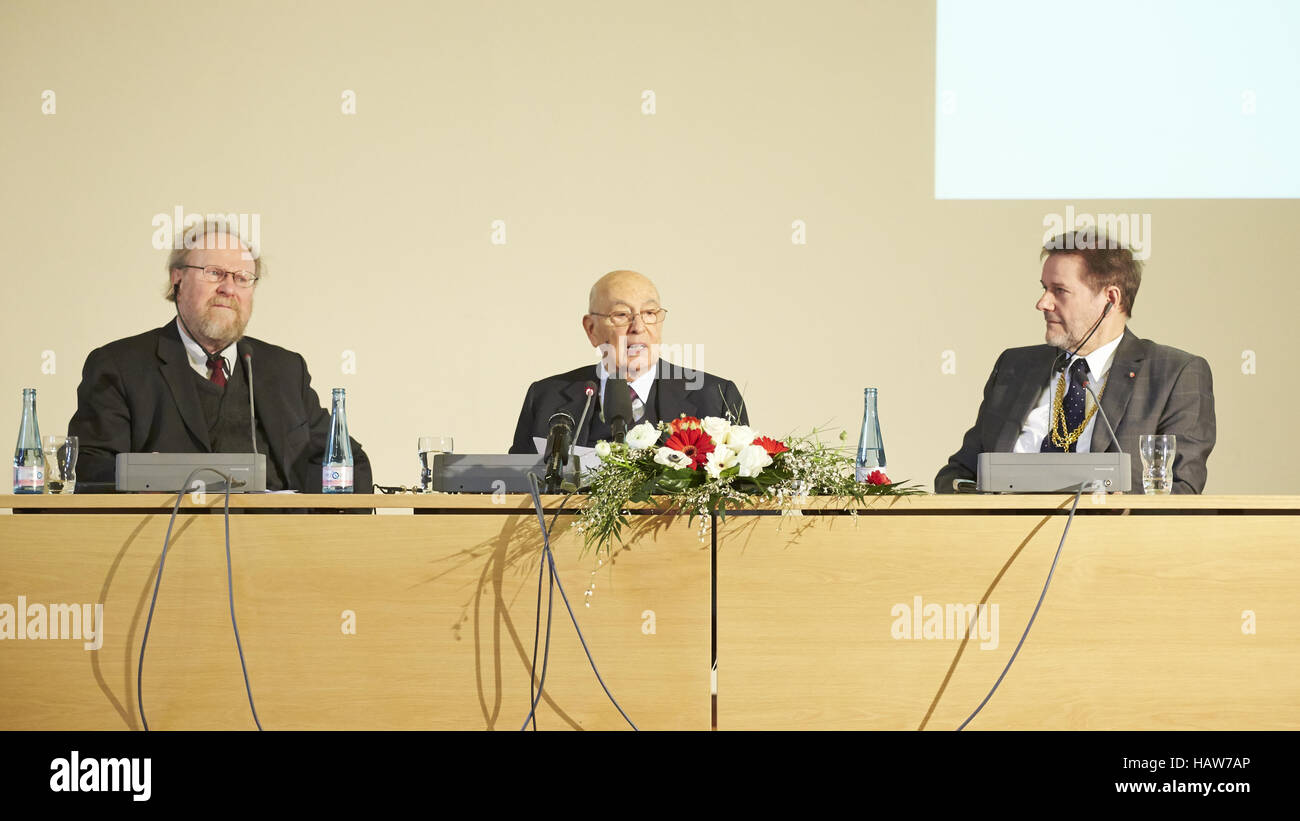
[115,453,267,492]
[604,379,635,444]
[543,411,575,493]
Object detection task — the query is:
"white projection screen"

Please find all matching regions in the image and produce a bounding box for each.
[935,0,1300,199]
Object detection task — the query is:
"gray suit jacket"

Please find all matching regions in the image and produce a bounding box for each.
[936,328,1216,494]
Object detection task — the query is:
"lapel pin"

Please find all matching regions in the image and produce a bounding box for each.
[1128,371,1135,378]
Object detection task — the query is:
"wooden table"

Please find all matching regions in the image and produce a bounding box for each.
[4,493,1297,730]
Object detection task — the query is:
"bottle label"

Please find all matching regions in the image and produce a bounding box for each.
[855,465,888,483]
[14,465,44,490]
[322,465,353,490]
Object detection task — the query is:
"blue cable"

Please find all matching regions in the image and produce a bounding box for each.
[526,501,558,731]
[520,474,637,731]
[520,475,562,730]
[137,468,262,731]
[956,486,1085,731]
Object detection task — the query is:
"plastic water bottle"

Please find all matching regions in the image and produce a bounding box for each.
[855,387,887,482]
[13,388,45,494]
[322,388,354,493]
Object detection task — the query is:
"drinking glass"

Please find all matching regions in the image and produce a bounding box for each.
[418,435,454,492]
[1139,434,1176,494]
[42,435,78,495]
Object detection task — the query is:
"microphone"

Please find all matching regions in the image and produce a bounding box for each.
[243,352,258,455]
[1048,301,1114,377]
[1057,301,1125,456]
[543,411,575,493]
[603,379,635,444]
[573,381,597,447]
[1080,372,1123,456]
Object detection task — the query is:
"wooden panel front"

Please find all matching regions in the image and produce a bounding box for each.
[0,510,709,730]
[716,509,1300,730]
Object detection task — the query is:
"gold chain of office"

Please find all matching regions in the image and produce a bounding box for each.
[1048,368,1106,450]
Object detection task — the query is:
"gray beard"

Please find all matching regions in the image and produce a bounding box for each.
[193,308,246,349]
[1046,326,1076,351]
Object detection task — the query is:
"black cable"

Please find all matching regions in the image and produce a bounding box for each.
[520,475,563,731]
[137,468,262,731]
[520,474,637,731]
[526,489,569,730]
[956,485,1085,731]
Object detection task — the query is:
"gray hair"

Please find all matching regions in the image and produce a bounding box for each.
[163,217,265,302]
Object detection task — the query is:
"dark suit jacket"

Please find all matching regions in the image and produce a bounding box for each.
[509,360,748,454]
[936,328,1216,494]
[68,322,373,493]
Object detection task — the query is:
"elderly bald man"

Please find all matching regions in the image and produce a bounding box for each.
[508,270,748,453]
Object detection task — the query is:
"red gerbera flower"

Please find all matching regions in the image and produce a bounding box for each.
[866,470,890,486]
[664,425,715,470]
[753,436,788,456]
[670,415,703,434]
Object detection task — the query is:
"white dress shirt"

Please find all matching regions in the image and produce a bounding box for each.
[1013,332,1124,453]
[175,318,238,381]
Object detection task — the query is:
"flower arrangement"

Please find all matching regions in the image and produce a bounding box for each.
[577,415,922,553]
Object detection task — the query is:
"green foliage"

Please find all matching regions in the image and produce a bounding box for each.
[576,426,924,554]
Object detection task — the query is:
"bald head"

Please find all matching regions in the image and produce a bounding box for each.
[588,270,660,313]
[582,269,665,380]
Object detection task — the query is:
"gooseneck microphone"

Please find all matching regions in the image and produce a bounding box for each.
[603,379,635,444]
[573,381,597,447]
[243,352,258,455]
[1077,310,1124,455]
[543,411,575,493]
[1051,301,1114,374]
[1080,375,1123,454]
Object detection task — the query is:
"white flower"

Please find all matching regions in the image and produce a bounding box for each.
[704,446,738,479]
[736,444,773,477]
[701,417,732,447]
[594,440,612,459]
[625,422,659,450]
[654,447,691,469]
[726,425,757,452]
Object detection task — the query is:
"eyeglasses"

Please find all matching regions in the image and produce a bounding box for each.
[590,308,668,326]
[180,265,259,289]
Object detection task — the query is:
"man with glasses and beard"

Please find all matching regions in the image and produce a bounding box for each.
[69,219,372,492]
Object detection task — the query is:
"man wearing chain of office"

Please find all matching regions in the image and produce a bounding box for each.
[936,231,1216,494]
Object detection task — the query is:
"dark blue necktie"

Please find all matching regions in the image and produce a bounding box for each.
[1041,357,1090,453]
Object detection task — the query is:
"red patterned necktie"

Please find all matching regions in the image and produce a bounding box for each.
[207,354,228,387]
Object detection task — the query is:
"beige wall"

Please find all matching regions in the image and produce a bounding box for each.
[1,0,1291,492]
